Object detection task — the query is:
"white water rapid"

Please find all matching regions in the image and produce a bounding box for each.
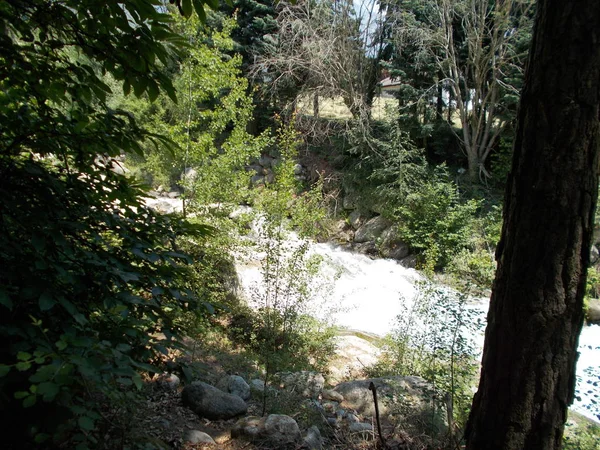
[235,236,600,423]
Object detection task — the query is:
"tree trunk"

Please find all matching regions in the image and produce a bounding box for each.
[313,92,319,118]
[465,1,600,449]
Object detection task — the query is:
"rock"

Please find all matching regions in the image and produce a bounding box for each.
[587,299,600,323]
[591,245,599,264]
[246,164,264,174]
[348,210,371,230]
[217,375,251,401]
[249,379,266,393]
[348,422,373,437]
[303,425,323,450]
[182,167,197,182]
[167,191,180,198]
[322,401,338,414]
[345,413,360,423]
[354,216,392,243]
[343,192,359,210]
[251,174,265,186]
[231,414,301,445]
[265,171,276,184]
[183,430,216,445]
[400,254,417,269]
[293,163,304,175]
[322,389,344,403]
[333,376,447,435]
[355,241,378,256]
[276,371,325,398]
[379,226,410,260]
[156,372,180,391]
[259,155,274,168]
[182,381,247,420]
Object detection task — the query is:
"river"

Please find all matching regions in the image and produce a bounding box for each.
[236,237,600,423]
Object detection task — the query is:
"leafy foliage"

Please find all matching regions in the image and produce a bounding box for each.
[0,0,215,446]
[367,281,485,433]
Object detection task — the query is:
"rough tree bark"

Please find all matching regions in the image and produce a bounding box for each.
[465,1,600,449]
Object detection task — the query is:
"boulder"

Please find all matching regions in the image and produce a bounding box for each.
[156,373,180,391]
[182,381,247,420]
[231,415,301,445]
[379,226,410,260]
[349,422,373,435]
[303,425,323,450]
[259,155,274,168]
[400,254,418,269]
[587,299,600,323]
[249,379,267,393]
[183,430,215,445]
[322,389,344,403]
[334,376,447,435]
[354,216,392,243]
[355,241,378,256]
[591,245,599,264]
[348,210,371,230]
[251,174,265,186]
[293,163,304,175]
[217,375,251,401]
[343,192,359,210]
[276,371,325,398]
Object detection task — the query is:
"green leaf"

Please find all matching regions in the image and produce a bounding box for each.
[78,416,95,431]
[17,351,32,361]
[39,292,56,311]
[0,288,13,311]
[182,0,194,17]
[193,0,207,22]
[147,79,159,102]
[14,391,29,399]
[37,381,60,401]
[16,361,31,371]
[0,365,10,377]
[23,395,37,408]
[204,0,219,10]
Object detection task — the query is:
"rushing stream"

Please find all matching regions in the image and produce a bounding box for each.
[145,196,599,422]
[236,237,600,423]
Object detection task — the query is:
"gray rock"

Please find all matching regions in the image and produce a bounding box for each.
[167,191,180,198]
[349,422,373,436]
[182,381,247,420]
[156,372,180,391]
[249,379,266,393]
[303,425,323,450]
[343,192,359,210]
[217,375,251,401]
[231,415,301,445]
[348,210,371,230]
[265,171,276,184]
[183,430,215,444]
[400,254,417,269]
[293,163,304,175]
[354,216,392,243]
[246,164,264,174]
[345,413,360,423]
[182,167,197,182]
[322,389,344,402]
[591,245,599,264]
[587,299,600,323]
[251,174,265,186]
[380,226,410,260]
[334,377,447,435]
[355,241,378,256]
[259,155,274,168]
[276,371,325,398]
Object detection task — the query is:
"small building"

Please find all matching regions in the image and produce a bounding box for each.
[378,77,402,96]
